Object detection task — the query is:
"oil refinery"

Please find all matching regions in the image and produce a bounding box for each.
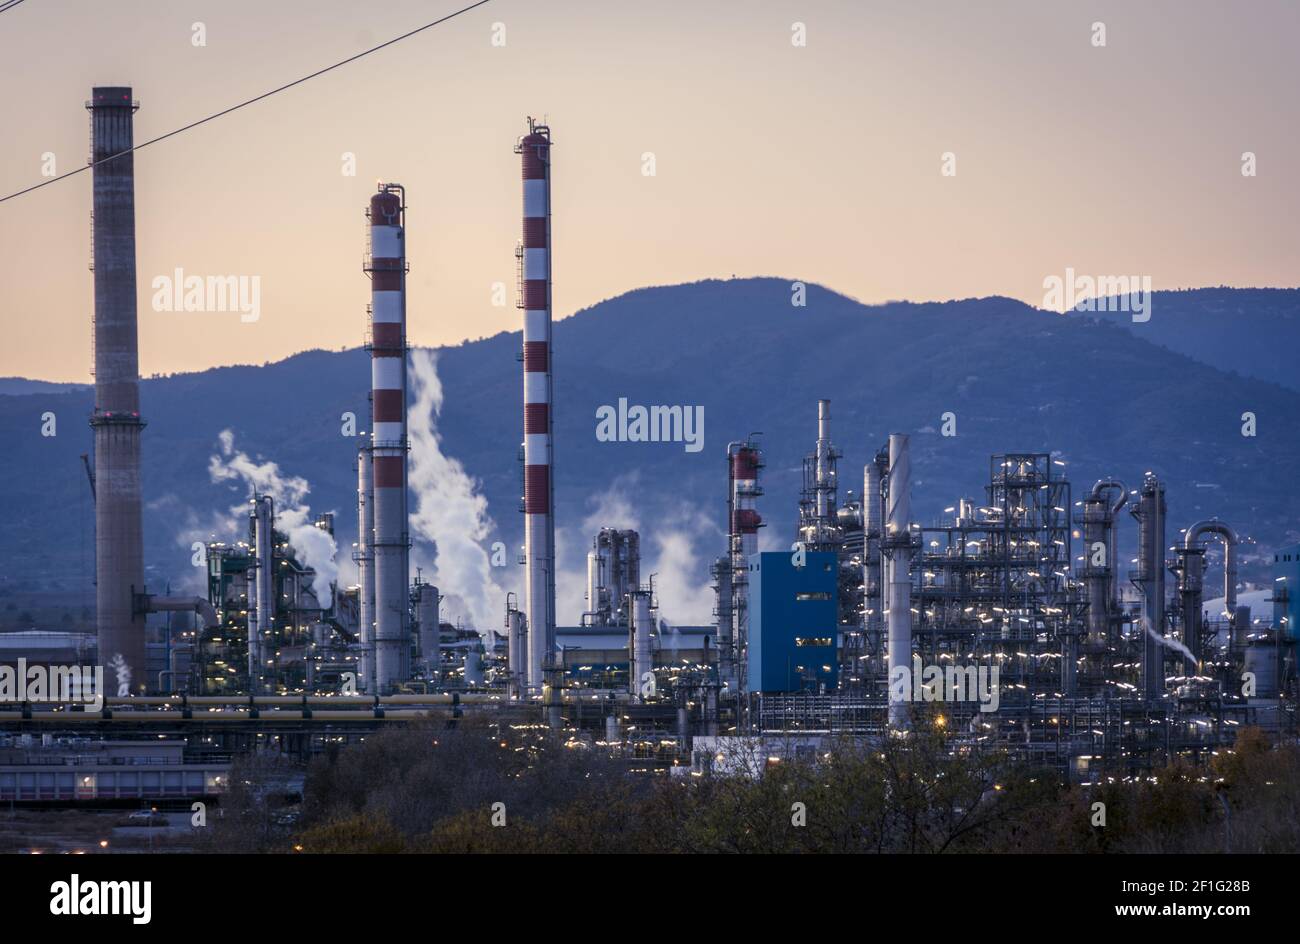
[0,88,1294,823]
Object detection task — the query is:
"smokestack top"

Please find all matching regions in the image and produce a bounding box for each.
[516,119,551,176]
[369,188,402,222]
[87,87,136,108]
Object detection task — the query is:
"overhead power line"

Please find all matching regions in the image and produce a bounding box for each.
[0,0,494,204]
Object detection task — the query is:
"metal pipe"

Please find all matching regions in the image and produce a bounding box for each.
[248,495,274,695]
[355,445,375,691]
[863,457,884,652]
[815,399,832,522]
[144,595,217,628]
[1184,520,1238,612]
[712,556,733,683]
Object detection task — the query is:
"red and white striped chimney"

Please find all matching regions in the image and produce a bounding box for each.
[365,184,409,692]
[728,442,763,691]
[516,119,555,690]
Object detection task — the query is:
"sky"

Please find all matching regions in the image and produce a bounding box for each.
[1,0,1297,382]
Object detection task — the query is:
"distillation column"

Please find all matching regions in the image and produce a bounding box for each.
[248,495,274,694]
[1081,481,1126,649]
[885,434,913,730]
[1131,474,1167,698]
[629,590,654,700]
[417,582,439,678]
[505,602,526,698]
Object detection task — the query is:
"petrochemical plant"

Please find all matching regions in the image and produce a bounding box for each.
[1,87,1297,806]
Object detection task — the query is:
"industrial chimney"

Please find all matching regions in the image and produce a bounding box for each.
[516,119,556,690]
[87,86,146,694]
[365,184,410,692]
[727,440,762,690]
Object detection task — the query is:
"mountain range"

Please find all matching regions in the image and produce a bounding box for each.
[2,280,1298,626]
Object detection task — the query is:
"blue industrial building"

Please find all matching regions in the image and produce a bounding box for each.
[1274,542,1300,643]
[746,550,839,692]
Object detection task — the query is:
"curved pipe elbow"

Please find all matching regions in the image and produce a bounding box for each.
[1184,519,1236,549]
[1089,480,1128,514]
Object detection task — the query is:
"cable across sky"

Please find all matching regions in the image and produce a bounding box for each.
[0,0,494,205]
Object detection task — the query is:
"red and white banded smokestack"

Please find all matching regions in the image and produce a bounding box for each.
[365,184,409,692]
[728,442,762,691]
[516,119,555,690]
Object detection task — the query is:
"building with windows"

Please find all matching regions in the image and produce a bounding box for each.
[746,551,839,692]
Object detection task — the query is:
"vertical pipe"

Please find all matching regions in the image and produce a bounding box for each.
[1181,520,1239,662]
[713,556,733,682]
[863,459,883,656]
[366,185,410,692]
[586,544,604,625]
[87,87,146,694]
[355,446,375,691]
[249,495,274,694]
[815,399,832,522]
[518,120,556,690]
[886,434,912,730]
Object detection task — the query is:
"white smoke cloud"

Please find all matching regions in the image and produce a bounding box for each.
[1139,614,1198,670]
[208,430,339,605]
[407,349,502,633]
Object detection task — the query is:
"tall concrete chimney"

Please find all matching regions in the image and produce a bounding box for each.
[87,86,146,694]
